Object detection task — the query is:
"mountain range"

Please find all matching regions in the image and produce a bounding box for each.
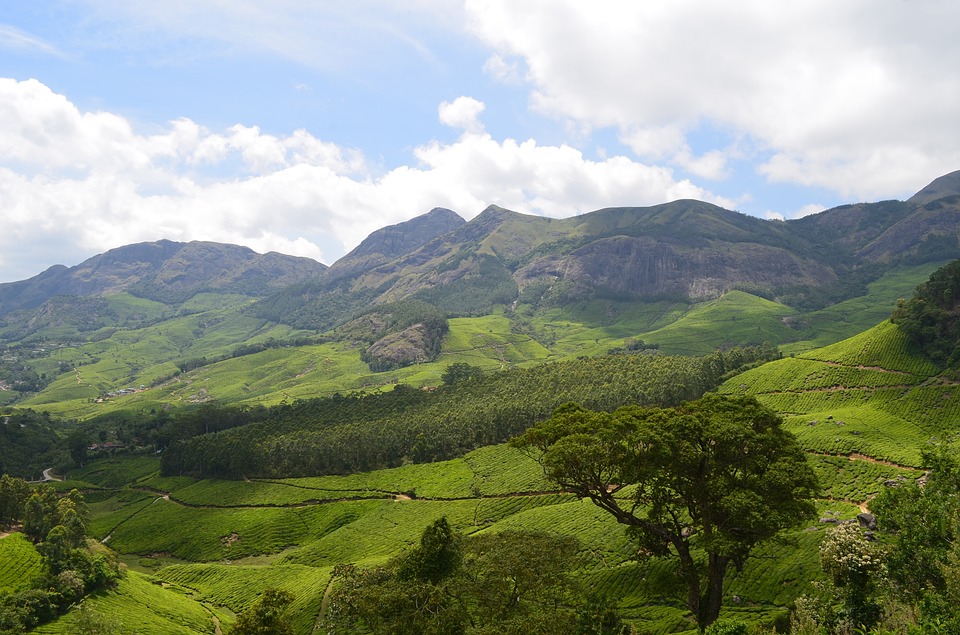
[0,170,957,416]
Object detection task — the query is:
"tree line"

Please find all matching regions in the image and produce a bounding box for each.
[160,344,780,479]
[892,258,960,368]
[0,476,122,634]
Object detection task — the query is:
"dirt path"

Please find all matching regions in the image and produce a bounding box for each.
[814,360,916,375]
[315,577,337,632]
[759,384,917,395]
[809,451,917,471]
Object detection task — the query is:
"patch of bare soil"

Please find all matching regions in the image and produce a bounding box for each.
[221,532,240,547]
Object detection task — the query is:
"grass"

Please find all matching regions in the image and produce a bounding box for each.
[99,499,337,561]
[0,533,44,593]
[28,305,955,634]
[640,291,798,355]
[68,456,161,488]
[156,563,330,635]
[720,320,957,467]
[31,571,227,635]
[782,260,952,354]
[809,454,924,503]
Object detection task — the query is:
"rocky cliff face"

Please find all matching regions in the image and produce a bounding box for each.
[528,236,835,301]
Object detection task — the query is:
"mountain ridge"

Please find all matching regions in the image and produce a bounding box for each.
[0,240,328,317]
[248,171,960,330]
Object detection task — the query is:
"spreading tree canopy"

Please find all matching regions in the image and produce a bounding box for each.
[512,394,818,631]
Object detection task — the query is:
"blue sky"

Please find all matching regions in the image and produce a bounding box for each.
[1,1,958,282]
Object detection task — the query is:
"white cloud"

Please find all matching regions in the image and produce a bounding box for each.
[464,0,960,199]
[0,78,723,281]
[482,54,523,85]
[438,97,486,134]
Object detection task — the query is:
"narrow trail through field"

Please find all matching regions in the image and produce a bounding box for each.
[100,494,169,543]
[807,450,917,471]
[758,384,916,395]
[316,577,337,632]
[812,359,916,375]
[145,486,572,510]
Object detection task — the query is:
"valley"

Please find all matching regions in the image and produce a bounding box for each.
[0,172,959,633]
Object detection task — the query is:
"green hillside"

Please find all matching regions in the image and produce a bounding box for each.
[2,188,960,632]
[3,253,941,423]
[10,308,955,635]
[719,320,958,467]
[49,443,845,634]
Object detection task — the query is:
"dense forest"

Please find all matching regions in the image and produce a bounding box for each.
[161,344,779,479]
[892,259,960,367]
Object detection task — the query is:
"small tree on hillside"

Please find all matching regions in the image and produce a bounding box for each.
[512,394,819,631]
[232,588,295,635]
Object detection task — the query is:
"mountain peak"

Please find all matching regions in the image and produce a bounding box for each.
[907,170,960,206]
[327,207,466,279]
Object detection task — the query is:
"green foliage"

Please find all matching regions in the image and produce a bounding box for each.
[892,259,960,367]
[232,587,295,635]
[0,475,30,527]
[704,619,747,635]
[396,517,461,585]
[0,411,63,479]
[326,523,591,635]
[0,487,121,634]
[440,362,484,386]
[872,444,960,603]
[512,394,819,630]
[162,348,772,479]
[818,522,886,630]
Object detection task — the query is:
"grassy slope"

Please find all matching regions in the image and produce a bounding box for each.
[10,261,942,419]
[780,260,951,354]
[720,320,957,469]
[0,533,44,593]
[639,291,797,355]
[59,444,866,635]
[31,571,229,635]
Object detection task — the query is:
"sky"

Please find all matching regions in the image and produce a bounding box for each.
[1,1,958,283]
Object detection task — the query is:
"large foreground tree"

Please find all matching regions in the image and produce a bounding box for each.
[512,394,818,631]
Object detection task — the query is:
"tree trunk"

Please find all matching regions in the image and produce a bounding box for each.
[697,553,730,631]
[674,541,703,629]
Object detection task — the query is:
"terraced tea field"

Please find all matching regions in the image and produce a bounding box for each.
[54,436,872,635]
[720,321,960,468]
[26,317,951,634]
[0,533,43,593]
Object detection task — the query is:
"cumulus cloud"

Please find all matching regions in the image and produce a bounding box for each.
[438,96,486,133]
[0,78,719,281]
[464,0,960,198]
